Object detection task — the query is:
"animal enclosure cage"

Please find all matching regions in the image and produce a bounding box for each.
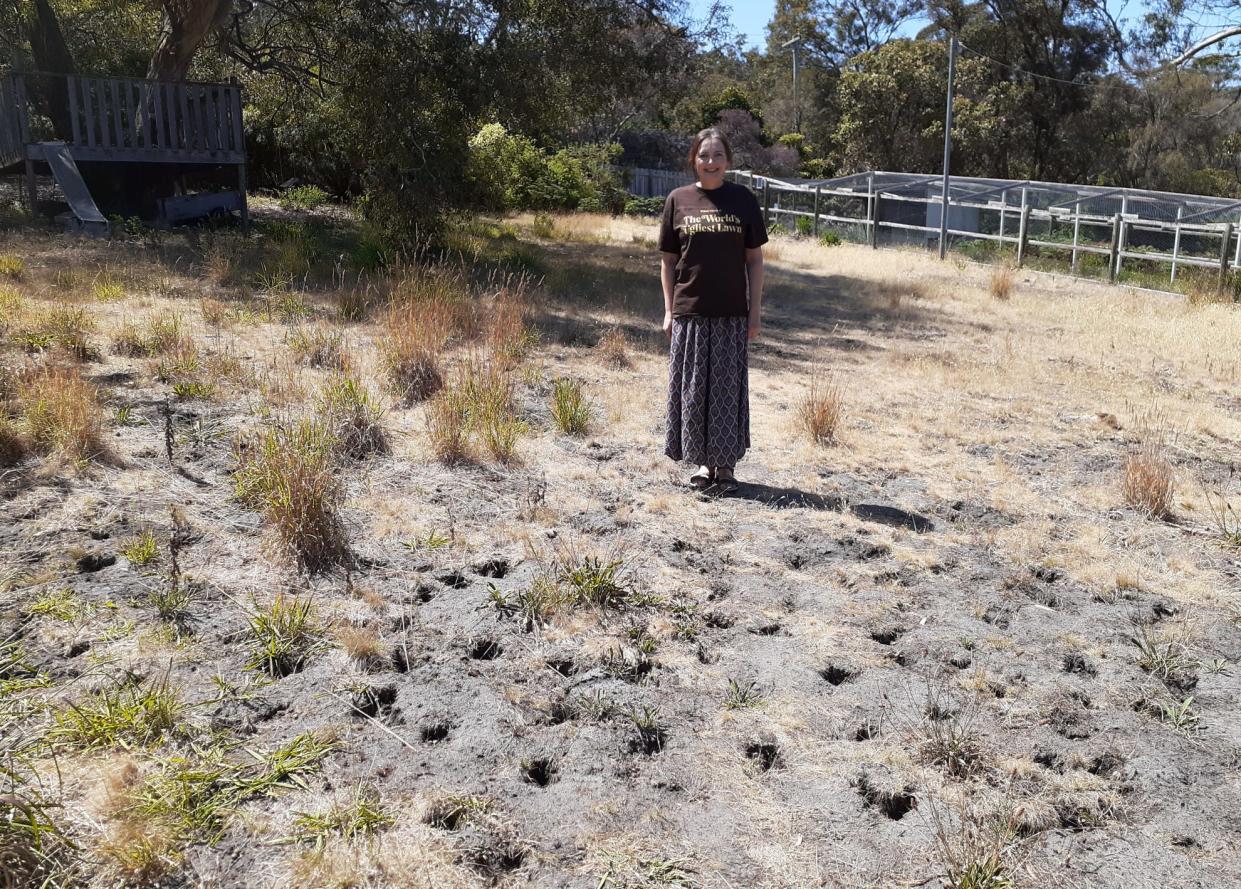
[730,169,1241,291]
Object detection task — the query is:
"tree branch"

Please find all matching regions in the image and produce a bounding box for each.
[1168,26,1241,67]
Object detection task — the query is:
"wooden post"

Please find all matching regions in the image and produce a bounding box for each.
[24,158,36,213]
[1108,214,1122,283]
[1170,207,1183,284]
[1219,222,1233,291]
[238,163,249,233]
[812,185,821,237]
[1016,204,1031,268]
[1071,201,1082,273]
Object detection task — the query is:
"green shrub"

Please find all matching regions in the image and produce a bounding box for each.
[550,377,592,436]
[280,185,330,211]
[624,196,665,217]
[819,230,842,247]
[795,216,814,237]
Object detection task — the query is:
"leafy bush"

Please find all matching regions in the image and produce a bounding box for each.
[795,216,814,237]
[280,185,330,211]
[624,196,665,217]
[819,230,843,247]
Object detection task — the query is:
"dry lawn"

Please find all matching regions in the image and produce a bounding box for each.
[1,205,1239,889]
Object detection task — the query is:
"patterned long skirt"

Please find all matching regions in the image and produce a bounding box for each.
[666,315,750,467]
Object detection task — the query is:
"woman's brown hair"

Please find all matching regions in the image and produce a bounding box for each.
[686,127,733,173]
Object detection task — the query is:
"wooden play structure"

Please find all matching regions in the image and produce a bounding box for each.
[0,70,247,232]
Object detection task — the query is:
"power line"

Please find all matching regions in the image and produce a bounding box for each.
[954,36,1110,89]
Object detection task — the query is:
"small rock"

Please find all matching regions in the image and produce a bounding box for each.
[76,552,116,573]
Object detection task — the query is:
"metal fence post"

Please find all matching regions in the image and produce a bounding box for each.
[1170,207,1183,284]
[998,189,1007,245]
[868,176,878,249]
[1016,204,1031,267]
[1018,187,1028,259]
[763,179,771,228]
[1116,194,1129,276]
[1219,222,1233,291]
[1071,199,1082,273]
[812,185,821,238]
[1116,213,1126,283]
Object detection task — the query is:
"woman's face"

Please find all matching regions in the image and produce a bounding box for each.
[695,137,728,187]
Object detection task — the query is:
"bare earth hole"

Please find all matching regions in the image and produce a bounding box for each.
[546,658,576,677]
[468,638,503,660]
[522,757,558,786]
[420,722,451,743]
[821,664,859,686]
[854,773,917,820]
[853,719,879,741]
[745,740,782,772]
[749,623,783,636]
[870,627,904,645]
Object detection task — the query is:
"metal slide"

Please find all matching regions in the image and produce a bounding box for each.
[40,141,109,236]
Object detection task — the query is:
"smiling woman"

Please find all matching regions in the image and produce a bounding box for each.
[658,127,768,491]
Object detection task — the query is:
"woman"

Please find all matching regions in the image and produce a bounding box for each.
[659,128,767,490]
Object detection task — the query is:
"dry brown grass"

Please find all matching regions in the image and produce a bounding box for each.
[989,263,1015,300]
[17,364,108,462]
[234,419,349,572]
[378,300,452,405]
[336,624,387,671]
[594,326,632,369]
[425,385,471,465]
[1121,442,1175,518]
[485,283,535,367]
[289,323,348,369]
[796,371,844,445]
[0,415,29,466]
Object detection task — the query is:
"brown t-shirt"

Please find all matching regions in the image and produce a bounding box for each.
[659,181,768,318]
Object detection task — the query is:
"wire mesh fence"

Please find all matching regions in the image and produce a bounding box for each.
[727,169,1241,295]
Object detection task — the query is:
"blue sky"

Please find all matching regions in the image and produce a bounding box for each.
[689,0,1150,51]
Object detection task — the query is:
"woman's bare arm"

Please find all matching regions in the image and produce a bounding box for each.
[661,252,678,338]
[746,246,764,340]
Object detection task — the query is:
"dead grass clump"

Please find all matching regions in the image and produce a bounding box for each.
[379,300,452,405]
[31,304,98,361]
[234,420,348,572]
[0,415,29,466]
[796,371,844,445]
[146,313,189,356]
[336,625,387,671]
[486,287,535,366]
[425,386,471,465]
[1121,441,1174,518]
[460,356,525,463]
[289,324,348,369]
[17,365,107,462]
[989,263,1015,301]
[0,285,22,336]
[390,264,479,338]
[595,327,631,369]
[0,252,23,279]
[200,298,228,328]
[318,373,389,459]
[110,321,151,357]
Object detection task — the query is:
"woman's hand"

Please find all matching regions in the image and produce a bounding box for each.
[747,316,761,341]
[663,311,674,339]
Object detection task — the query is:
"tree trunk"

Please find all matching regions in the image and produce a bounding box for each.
[147,0,235,81]
[25,0,77,140]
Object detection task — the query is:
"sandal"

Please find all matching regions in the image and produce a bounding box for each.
[689,466,714,488]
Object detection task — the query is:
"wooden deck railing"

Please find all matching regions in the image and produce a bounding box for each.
[2,71,245,165]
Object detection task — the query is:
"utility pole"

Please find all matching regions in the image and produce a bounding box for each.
[782,37,804,133]
[938,34,957,260]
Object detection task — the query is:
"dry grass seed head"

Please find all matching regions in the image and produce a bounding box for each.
[796,371,844,445]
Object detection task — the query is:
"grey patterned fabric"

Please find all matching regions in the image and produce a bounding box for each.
[666,315,750,467]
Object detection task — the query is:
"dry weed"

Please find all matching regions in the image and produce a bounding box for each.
[1121,442,1174,518]
[18,365,107,462]
[595,327,631,369]
[234,419,349,572]
[796,371,844,445]
[989,264,1015,301]
[336,625,387,671]
[425,387,471,465]
[318,373,389,459]
[486,287,535,366]
[289,324,348,369]
[378,300,451,405]
[0,415,29,466]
